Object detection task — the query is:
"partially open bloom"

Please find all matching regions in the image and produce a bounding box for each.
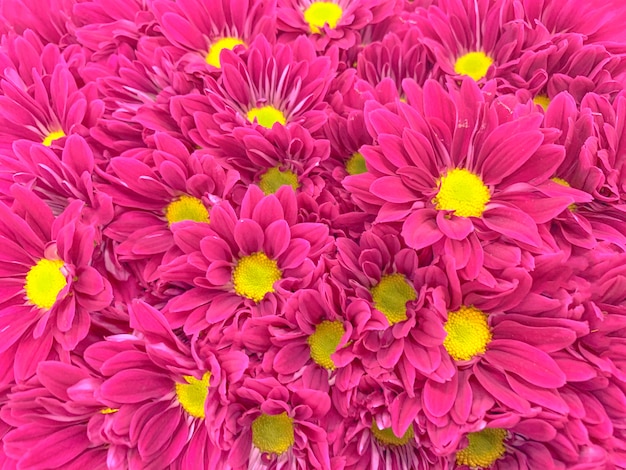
[0,187,112,387]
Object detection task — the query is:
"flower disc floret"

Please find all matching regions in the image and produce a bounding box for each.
[165,195,210,226]
[206,37,246,68]
[456,428,507,467]
[444,306,492,361]
[259,167,299,195]
[346,152,367,175]
[304,1,343,33]
[307,320,345,370]
[251,412,295,455]
[370,274,416,325]
[434,168,490,217]
[175,372,211,419]
[24,259,67,310]
[371,422,415,447]
[247,106,287,129]
[454,51,493,81]
[233,252,282,302]
[42,130,66,147]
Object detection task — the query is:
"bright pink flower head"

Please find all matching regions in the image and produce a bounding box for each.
[1,359,108,469]
[207,123,330,199]
[228,375,332,469]
[0,187,112,387]
[160,185,333,334]
[99,132,240,282]
[411,0,552,85]
[85,301,248,470]
[276,0,398,51]
[171,35,335,148]
[0,54,104,153]
[151,0,276,73]
[345,79,590,279]
[0,0,74,45]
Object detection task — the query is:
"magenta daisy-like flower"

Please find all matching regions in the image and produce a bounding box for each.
[0,48,103,152]
[85,300,248,470]
[275,0,397,51]
[171,35,334,148]
[151,0,276,72]
[1,359,108,469]
[99,132,240,282]
[228,375,332,469]
[345,78,588,279]
[0,187,112,387]
[160,185,333,334]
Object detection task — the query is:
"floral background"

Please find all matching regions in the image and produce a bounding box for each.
[0,0,626,468]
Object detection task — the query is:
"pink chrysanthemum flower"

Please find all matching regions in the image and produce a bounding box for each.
[0,50,103,152]
[85,301,248,470]
[228,375,332,469]
[240,278,367,388]
[0,187,112,387]
[171,35,335,148]
[326,363,445,470]
[276,0,398,51]
[411,0,553,85]
[160,185,333,334]
[208,123,330,199]
[1,360,109,469]
[99,132,240,282]
[345,79,589,279]
[151,0,276,73]
[420,267,590,452]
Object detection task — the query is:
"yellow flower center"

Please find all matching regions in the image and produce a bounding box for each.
[251,412,295,455]
[371,422,415,447]
[247,106,286,129]
[175,371,211,419]
[307,320,345,370]
[100,408,119,414]
[434,168,490,218]
[346,152,367,175]
[370,274,416,326]
[454,51,493,81]
[206,37,246,68]
[164,195,210,226]
[232,252,282,302]
[551,177,576,211]
[456,428,508,468]
[24,259,67,310]
[533,94,551,111]
[42,130,66,147]
[304,2,343,34]
[443,306,492,361]
[259,167,299,195]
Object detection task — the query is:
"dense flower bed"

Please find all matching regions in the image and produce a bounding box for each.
[1,0,626,468]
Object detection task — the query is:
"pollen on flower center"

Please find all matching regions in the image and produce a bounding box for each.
[371,273,416,326]
[307,320,345,370]
[175,371,211,419]
[24,259,67,310]
[454,51,493,81]
[346,152,367,175]
[247,106,287,129]
[371,422,415,447]
[434,168,490,218]
[456,428,508,467]
[251,412,295,455]
[232,252,282,302]
[304,2,343,34]
[259,167,299,195]
[42,130,66,147]
[443,306,492,361]
[206,37,246,68]
[533,94,551,111]
[164,195,210,226]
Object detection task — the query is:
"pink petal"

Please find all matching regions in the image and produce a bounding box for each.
[100,369,173,403]
[482,204,541,247]
[402,209,443,250]
[436,211,474,240]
